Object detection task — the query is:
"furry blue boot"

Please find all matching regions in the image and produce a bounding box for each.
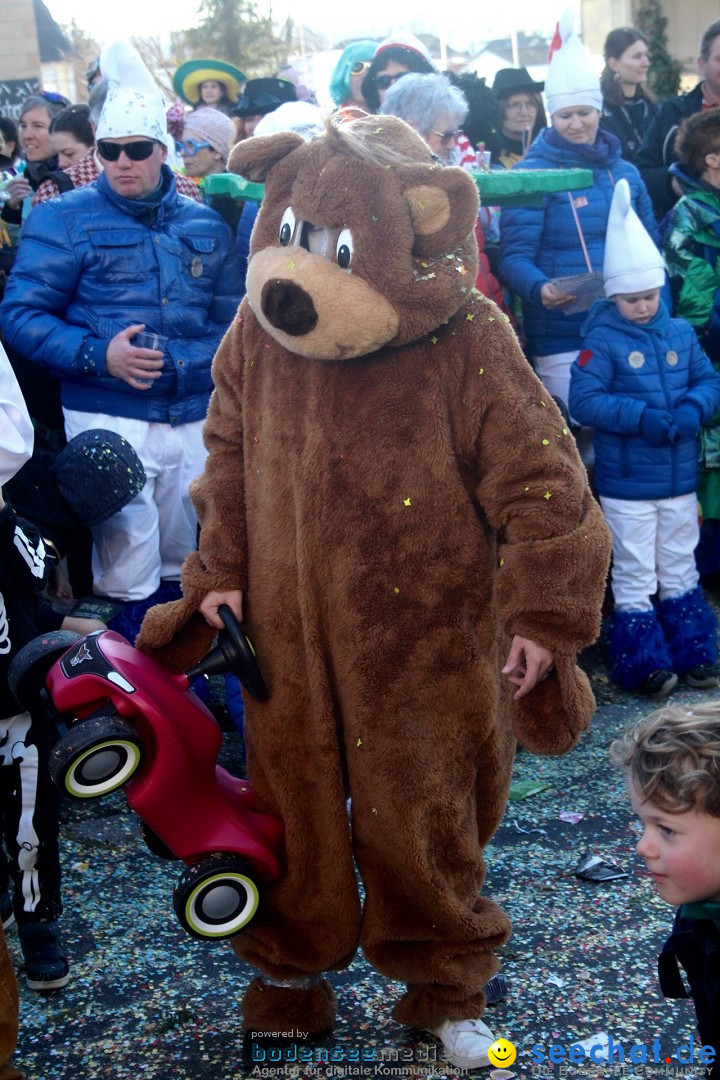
[658,587,719,674]
[607,609,674,691]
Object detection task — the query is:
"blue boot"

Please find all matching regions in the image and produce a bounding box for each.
[658,587,719,682]
[606,609,675,693]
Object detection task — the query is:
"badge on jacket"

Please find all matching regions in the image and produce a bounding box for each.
[628,351,645,369]
[190,256,204,278]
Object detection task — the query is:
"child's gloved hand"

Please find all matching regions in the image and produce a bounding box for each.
[672,401,703,439]
[640,408,676,445]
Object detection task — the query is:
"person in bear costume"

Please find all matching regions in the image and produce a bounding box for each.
[137,115,611,1067]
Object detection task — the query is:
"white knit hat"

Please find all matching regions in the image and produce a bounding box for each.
[182,107,236,163]
[545,11,602,116]
[95,40,167,143]
[253,101,324,141]
[603,179,666,297]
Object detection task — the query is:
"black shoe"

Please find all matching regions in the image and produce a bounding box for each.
[685,664,720,689]
[643,669,678,699]
[18,920,70,990]
[483,973,509,1005]
[0,890,14,933]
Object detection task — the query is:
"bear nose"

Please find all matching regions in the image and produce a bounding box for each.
[261,279,318,336]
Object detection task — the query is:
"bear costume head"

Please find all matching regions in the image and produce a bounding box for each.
[229,115,480,358]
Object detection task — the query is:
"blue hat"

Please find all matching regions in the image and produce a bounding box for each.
[52,429,146,526]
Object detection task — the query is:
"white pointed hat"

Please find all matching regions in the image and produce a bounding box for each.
[545,9,602,115]
[603,179,666,297]
[95,40,167,143]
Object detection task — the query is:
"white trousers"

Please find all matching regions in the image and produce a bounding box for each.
[533,350,594,468]
[64,410,207,601]
[600,492,700,611]
[533,350,577,408]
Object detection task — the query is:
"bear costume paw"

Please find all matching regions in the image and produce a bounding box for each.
[242,976,337,1035]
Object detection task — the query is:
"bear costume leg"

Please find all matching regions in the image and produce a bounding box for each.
[231,654,515,1033]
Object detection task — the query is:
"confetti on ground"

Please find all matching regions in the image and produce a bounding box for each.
[9,593,720,1080]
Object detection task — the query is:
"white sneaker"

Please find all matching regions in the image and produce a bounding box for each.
[428,1016,495,1069]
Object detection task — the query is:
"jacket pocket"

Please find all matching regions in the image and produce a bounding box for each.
[88,228,149,284]
[180,235,220,288]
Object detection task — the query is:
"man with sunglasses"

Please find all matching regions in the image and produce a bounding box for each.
[0,42,242,623]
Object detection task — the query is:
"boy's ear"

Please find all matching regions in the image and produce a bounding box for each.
[400,166,479,257]
[228,132,304,182]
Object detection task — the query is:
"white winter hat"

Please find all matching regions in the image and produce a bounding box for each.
[603,178,666,297]
[545,11,602,116]
[253,101,324,141]
[95,40,167,143]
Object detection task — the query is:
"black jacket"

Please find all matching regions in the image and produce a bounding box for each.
[659,909,720,1077]
[635,83,705,220]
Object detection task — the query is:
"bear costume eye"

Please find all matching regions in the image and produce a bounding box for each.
[336,229,353,270]
[279,207,296,246]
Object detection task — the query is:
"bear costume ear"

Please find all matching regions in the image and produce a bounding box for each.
[401,168,478,257]
[228,131,304,182]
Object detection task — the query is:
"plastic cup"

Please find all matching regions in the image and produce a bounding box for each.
[132,331,168,352]
[476,149,492,171]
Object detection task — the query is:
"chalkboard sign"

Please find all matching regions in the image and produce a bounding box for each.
[0,78,41,120]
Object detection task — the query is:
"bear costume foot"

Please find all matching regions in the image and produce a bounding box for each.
[242,975,337,1036]
[391,982,487,1030]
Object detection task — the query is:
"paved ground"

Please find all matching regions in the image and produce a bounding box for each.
[6,606,720,1080]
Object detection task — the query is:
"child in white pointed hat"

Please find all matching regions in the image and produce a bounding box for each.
[569,177,720,700]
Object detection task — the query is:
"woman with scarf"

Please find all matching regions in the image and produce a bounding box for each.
[0,91,69,242]
[499,24,658,426]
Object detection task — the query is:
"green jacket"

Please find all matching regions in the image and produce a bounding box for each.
[664,169,720,502]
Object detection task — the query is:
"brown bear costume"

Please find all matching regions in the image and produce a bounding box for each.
[137,116,611,1046]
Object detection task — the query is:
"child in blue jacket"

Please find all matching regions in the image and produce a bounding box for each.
[570,179,720,699]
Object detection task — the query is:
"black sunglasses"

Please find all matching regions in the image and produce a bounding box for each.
[97,140,158,162]
[374,71,409,91]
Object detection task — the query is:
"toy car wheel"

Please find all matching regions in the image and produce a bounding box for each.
[173,854,261,939]
[139,822,180,861]
[49,715,142,799]
[8,631,82,707]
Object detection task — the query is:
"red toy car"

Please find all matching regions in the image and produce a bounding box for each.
[9,608,284,940]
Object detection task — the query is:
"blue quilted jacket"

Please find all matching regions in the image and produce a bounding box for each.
[0,166,242,426]
[568,299,720,499]
[498,129,659,357]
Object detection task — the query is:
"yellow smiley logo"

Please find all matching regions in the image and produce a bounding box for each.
[488,1038,517,1067]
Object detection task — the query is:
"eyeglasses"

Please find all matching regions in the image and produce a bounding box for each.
[374,71,409,91]
[175,138,213,156]
[97,139,158,162]
[350,60,372,76]
[431,128,461,144]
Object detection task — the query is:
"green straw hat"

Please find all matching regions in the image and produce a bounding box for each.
[173,59,246,106]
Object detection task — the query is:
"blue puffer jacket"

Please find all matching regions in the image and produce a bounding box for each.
[568,299,720,499]
[498,129,658,357]
[0,166,242,426]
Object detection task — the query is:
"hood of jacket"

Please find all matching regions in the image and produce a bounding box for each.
[581,297,671,339]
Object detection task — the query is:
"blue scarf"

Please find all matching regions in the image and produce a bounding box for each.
[545,126,621,166]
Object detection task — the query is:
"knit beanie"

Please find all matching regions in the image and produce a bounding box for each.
[253,102,324,141]
[545,12,602,116]
[95,40,167,143]
[182,107,235,163]
[603,179,665,297]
